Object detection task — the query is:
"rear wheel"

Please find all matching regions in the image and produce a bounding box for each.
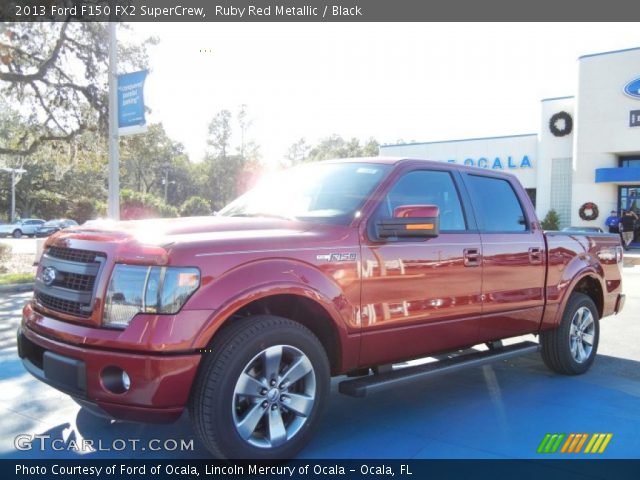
[189,315,330,459]
[12,229,22,239]
[541,293,599,375]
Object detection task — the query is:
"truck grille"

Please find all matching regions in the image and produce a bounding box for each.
[47,246,101,264]
[34,247,105,318]
[35,292,90,317]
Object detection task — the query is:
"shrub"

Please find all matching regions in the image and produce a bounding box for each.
[541,209,560,230]
[66,198,105,224]
[180,196,212,217]
[120,189,179,220]
[0,243,11,273]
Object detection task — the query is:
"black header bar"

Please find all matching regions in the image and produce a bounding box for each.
[1,0,640,22]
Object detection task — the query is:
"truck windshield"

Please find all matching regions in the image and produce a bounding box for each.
[219,162,390,224]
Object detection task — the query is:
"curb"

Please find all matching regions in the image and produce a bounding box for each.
[0,282,34,294]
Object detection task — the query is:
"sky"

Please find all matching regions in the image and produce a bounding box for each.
[125,22,640,164]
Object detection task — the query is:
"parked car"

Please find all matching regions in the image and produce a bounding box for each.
[0,218,45,238]
[35,219,79,237]
[19,159,625,459]
[562,226,605,233]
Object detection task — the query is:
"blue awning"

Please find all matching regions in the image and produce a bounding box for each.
[595,167,640,183]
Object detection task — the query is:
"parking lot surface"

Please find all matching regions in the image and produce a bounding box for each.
[1,267,638,459]
[0,237,38,255]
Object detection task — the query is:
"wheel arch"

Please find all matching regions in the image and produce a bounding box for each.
[547,272,604,329]
[191,287,358,375]
[571,275,604,319]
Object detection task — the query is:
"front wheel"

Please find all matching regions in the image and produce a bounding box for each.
[189,315,330,459]
[12,229,22,239]
[541,293,599,375]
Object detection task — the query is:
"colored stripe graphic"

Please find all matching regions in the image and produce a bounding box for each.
[560,434,575,453]
[539,433,612,454]
[537,434,551,453]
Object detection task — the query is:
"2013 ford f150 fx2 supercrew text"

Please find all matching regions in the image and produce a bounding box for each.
[18,158,625,458]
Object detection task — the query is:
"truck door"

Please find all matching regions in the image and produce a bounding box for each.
[358,168,483,367]
[461,173,546,341]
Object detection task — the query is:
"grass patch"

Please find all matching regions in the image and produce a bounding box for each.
[0,272,35,285]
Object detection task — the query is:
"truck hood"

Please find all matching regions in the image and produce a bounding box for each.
[51,216,354,263]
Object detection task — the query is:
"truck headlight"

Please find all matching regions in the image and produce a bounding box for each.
[103,264,200,329]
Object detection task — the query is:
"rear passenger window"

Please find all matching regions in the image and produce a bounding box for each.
[378,170,467,231]
[465,175,527,232]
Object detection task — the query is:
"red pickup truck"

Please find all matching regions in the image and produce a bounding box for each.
[19,158,625,459]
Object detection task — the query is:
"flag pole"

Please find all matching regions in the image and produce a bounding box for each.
[107,21,120,220]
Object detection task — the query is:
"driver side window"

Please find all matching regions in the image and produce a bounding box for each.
[378,170,467,231]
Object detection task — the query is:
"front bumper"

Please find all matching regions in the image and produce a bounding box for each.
[18,325,202,423]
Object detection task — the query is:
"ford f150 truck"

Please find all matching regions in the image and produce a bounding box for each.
[18,158,625,459]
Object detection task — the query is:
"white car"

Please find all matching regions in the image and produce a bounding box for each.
[0,219,45,238]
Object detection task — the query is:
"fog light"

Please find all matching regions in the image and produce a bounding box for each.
[101,366,131,394]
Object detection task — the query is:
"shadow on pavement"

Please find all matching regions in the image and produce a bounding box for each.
[2,351,639,459]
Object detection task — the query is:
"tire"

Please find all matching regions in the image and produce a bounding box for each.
[541,293,599,375]
[12,229,22,239]
[189,315,330,459]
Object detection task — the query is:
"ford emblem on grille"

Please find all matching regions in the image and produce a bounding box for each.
[42,266,57,286]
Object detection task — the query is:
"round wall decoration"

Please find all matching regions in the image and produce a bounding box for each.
[579,202,599,221]
[549,111,573,137]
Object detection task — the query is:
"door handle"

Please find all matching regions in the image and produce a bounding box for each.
[529,247,544,264]
[464,248,481,267]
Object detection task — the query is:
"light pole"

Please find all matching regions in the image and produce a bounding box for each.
[1,167,26,223]
[162,171,176,203]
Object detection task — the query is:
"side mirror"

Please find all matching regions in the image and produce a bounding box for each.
[376,204,440,239]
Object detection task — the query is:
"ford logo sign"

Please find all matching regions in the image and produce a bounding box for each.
[42,266,57,286]
[624,77,640,99]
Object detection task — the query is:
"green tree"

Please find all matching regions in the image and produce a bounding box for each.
[180,196,212,217]
[207,110,232,159]
[120,123,184,197]
[285,138,311,165]
[201,107,261,210]
[541,209,560,230]
[0,22,156,158]
[286,135,379,164]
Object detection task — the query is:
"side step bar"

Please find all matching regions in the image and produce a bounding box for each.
[339,341,540,398]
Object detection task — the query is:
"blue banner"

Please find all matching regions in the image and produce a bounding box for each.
[117,70,148,130]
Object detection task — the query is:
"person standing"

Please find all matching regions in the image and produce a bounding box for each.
[605,210,621,234]
[620,210,638,250]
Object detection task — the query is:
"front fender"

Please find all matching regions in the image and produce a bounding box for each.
[185,258,358,366]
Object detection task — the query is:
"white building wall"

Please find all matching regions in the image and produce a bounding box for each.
[537,97,574,225]
[572,48,640,226]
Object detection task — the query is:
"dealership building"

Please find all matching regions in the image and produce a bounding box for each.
[380,47,640,243]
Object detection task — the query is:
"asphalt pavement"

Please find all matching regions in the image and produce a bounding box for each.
[0,267,638,459]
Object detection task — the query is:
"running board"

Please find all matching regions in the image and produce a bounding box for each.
[338,341,540,398]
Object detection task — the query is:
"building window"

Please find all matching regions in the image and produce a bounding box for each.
[619,156,640,168]
[550,158,573,229]
[525,188,537,208]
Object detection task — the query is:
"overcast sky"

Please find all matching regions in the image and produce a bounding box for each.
[126,22,640,163]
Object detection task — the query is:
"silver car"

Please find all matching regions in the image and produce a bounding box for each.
[0,219,45,238]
